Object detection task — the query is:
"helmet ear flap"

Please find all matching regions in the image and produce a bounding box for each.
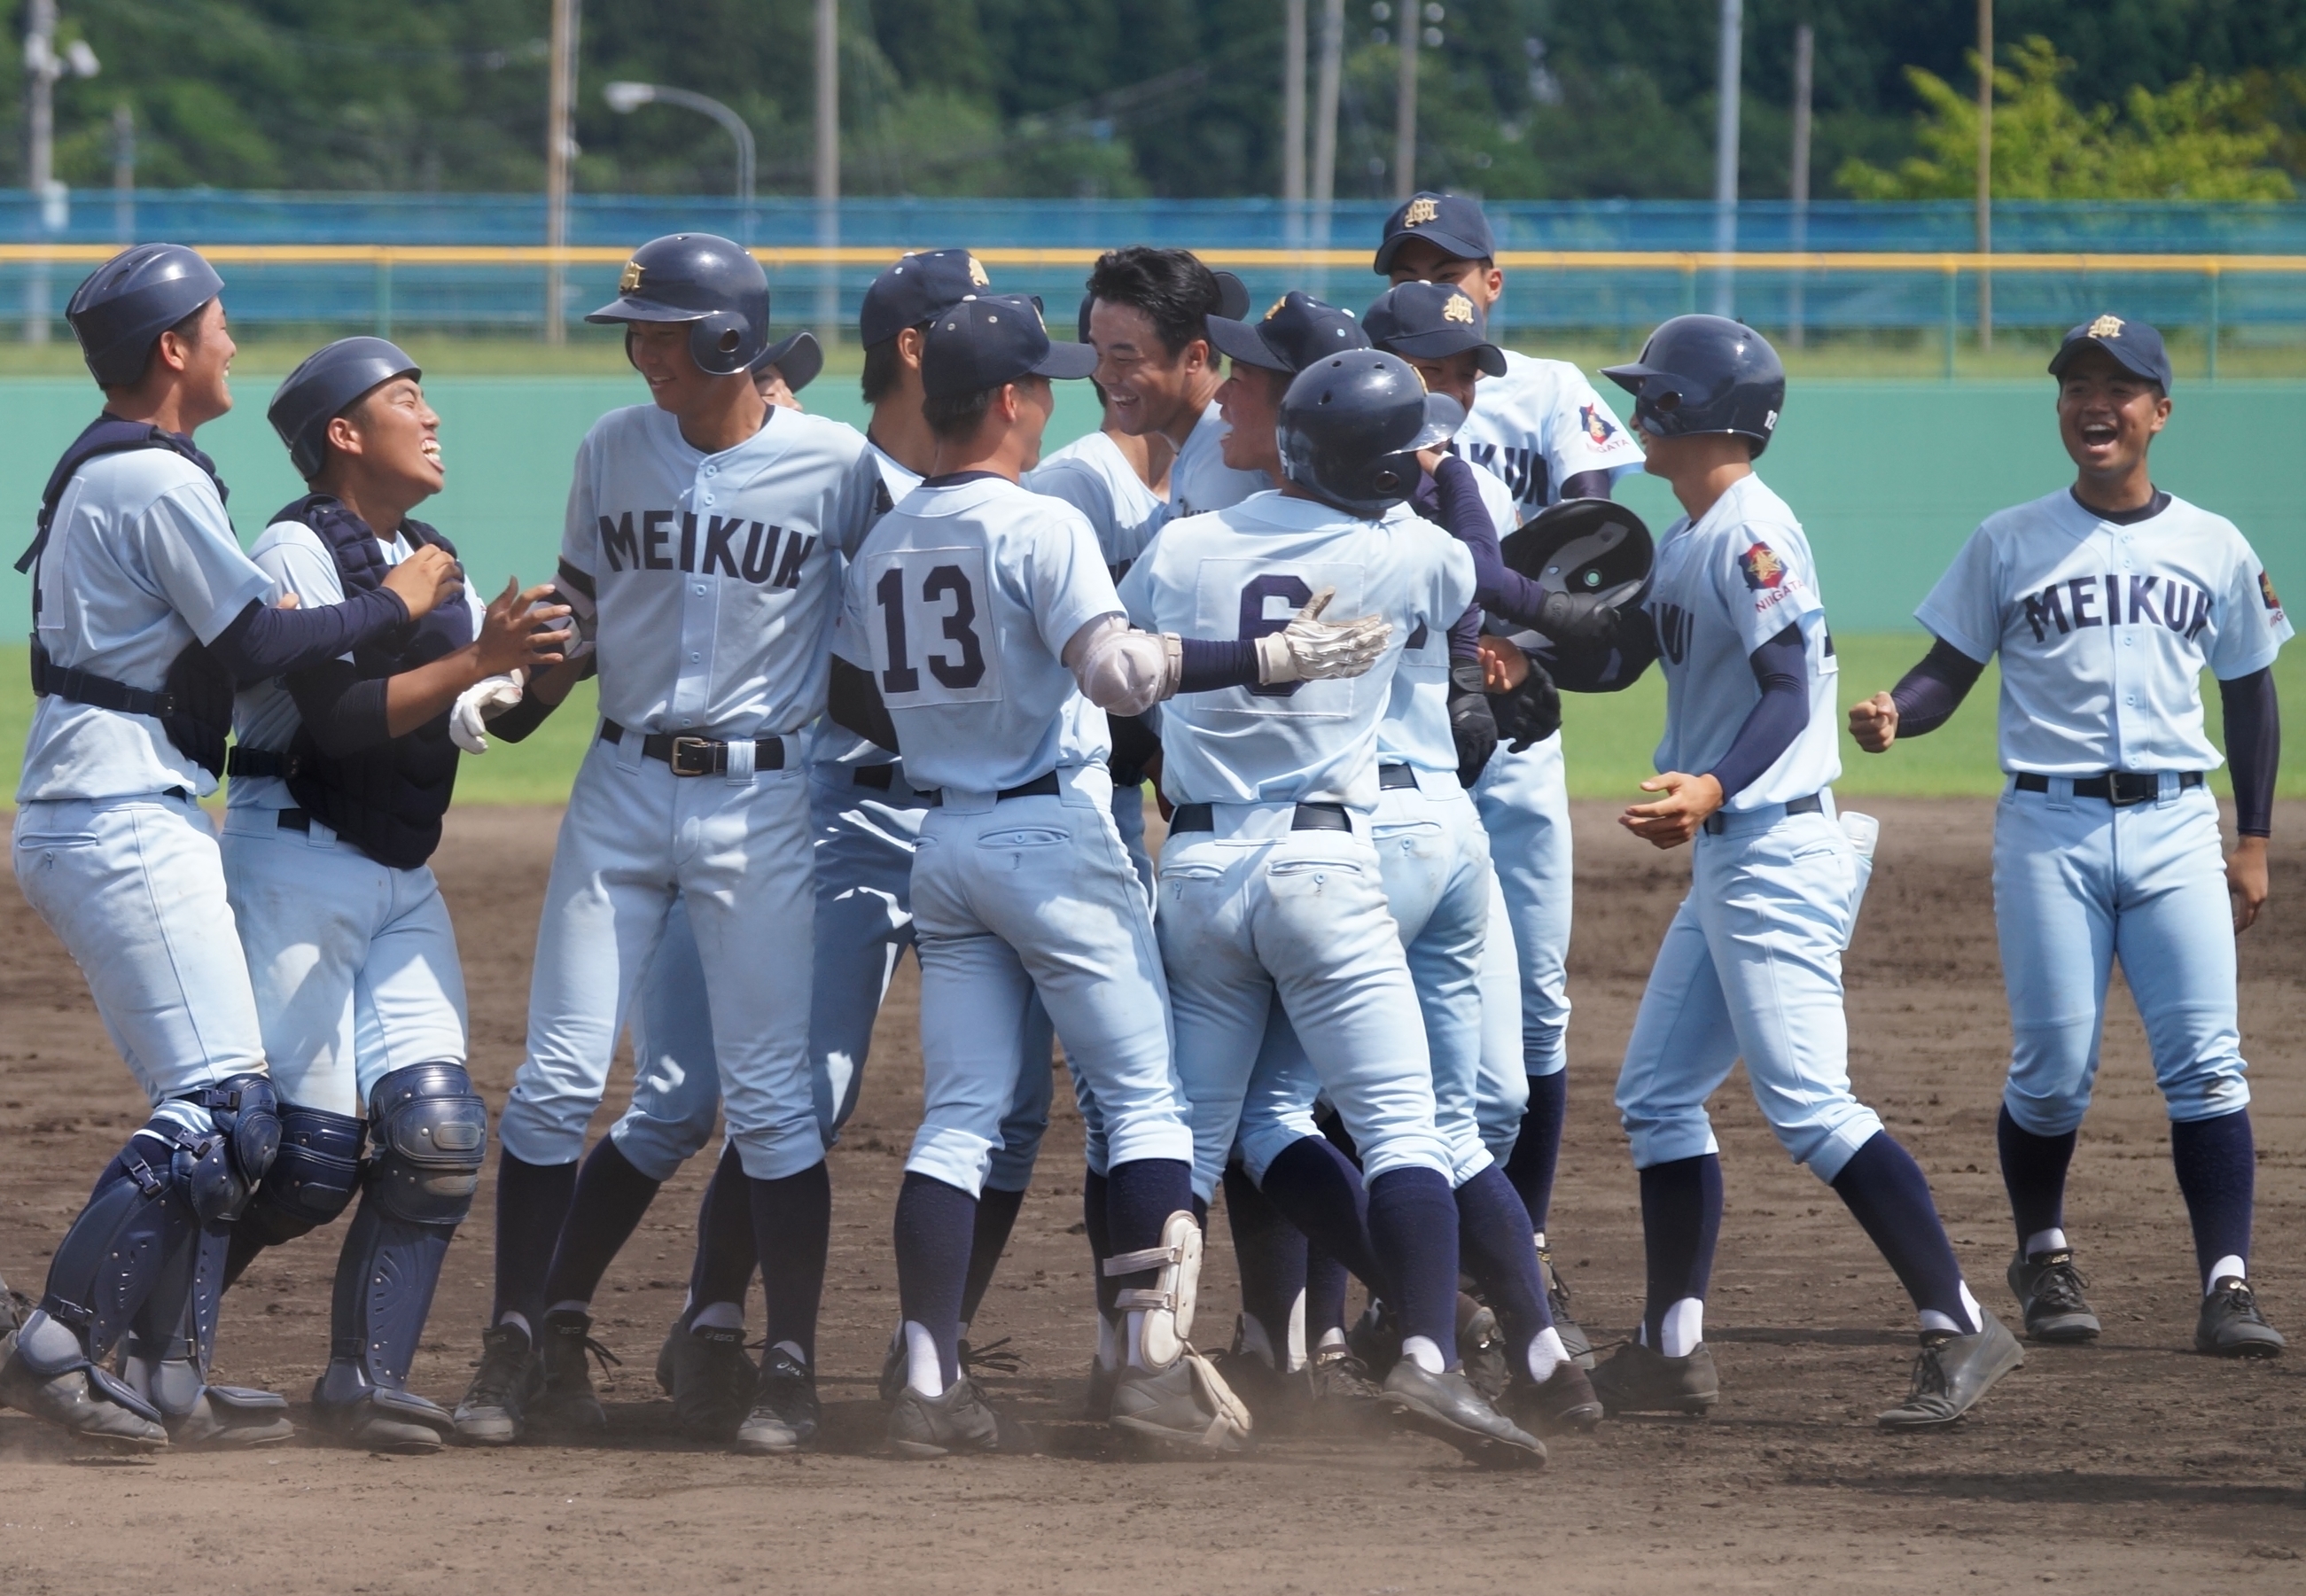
[688,311,757,376]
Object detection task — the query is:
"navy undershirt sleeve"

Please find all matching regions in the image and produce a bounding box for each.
[1704,623,1809,800]
[1886,636,1988,738]
[1177,637,1260,694]
[2219,666,2279,837]
[1427,456,1551,625]
[284,664,392,758]
[204,588,411,684]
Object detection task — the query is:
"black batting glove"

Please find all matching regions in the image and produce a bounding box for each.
[1489,659,1562,751]
[1449,659,1500,788]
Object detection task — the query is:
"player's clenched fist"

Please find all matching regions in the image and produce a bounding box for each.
[1256,585,1391,684]
[1848,689,1898,753]
[381,541,464,619]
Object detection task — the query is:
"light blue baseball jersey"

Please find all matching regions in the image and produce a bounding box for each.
[1169,401,1271,519]
[1916,490,2292,775]
[1381,463,1516,775]
[1643,471,1841,807]
[230,520,488,813]
[562,403,884,740]
[831,474,1119,794]
[1455,351,1643,526]
[1118,491,1475,810]
[19,448,274,802]
[1024,428,1172,577]
[809,441,923,769]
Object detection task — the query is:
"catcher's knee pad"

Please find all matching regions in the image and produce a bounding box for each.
[1104,1209,1204,1370]
[174,1074,283,1223]
[364,1063,487,1226]
[238,1102,365,1250]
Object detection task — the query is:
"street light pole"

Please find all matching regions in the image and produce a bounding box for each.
[544,0,580,346]
[1710,0,1742,315]
[815,0,839,341]
[1393,3,1419,199]
[24,0,99,344]
[604,83,756,207]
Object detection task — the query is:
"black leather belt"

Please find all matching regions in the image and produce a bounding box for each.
[2015,770,2201,806]
[924,771,1060,806]
[602,719,786,777]
[852,764,899,790]
[277,808,311,832]
[227,745,301,779]
[1168,800,1352,835]
[1378,764,1418,790]
[1703,790,1823,836]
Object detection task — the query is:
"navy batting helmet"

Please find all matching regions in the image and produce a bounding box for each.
[66,243,225,389]
[268,337,422,479]
[1602,315,1784,456]
[754,329,823,393]
[1500,497,1653,603]
[1277,350,1461,518]
[587,233,769,376]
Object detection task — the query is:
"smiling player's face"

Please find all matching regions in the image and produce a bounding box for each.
[2056,348,2170,483]
[627,322,712,412]
[331,376,444,499]
[1215,361,1286,477]
[1089,300,1211,442]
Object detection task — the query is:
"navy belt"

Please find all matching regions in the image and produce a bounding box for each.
[852,764,899,790]
[277,808,311,832]
[1702,790,1823,836]
[924,771,1060,806]
[1378,763,1418,790]
[227,744,302,780]
[602,719,785,777]
[1168,801,1352,835]
[2015,770,2201,806]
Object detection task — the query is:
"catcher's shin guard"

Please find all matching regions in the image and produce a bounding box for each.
[1104,1211,1253,1448]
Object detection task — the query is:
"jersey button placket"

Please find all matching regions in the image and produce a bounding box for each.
[672,479,716,732]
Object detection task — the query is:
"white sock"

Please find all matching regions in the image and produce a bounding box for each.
[772,1339,806,1366]
[547,1298,588,1319]
[904,1320,945,1398]
[1285,1288,1308,1373]
[1094,1313,1119,1371]
[691,1300,744,1333]
[1919,1281,1983,1337]
[2023,1227,2069,1258]
[2206,1255,2248,1293]
[1401,1334,1445,1374]
[1658,1296,1704,1359]
[1314,1326,1348,1353]
[1125,1309,1151,1371]
[498,1311,534,1343]
[1525,1326,1567,1385]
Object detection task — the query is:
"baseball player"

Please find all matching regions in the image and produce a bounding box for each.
[754,328,822,410]
[213,338,565,1452]
[1376,192,1644,1357]
[454,233,884,1456]
[1850,316,2287,1359]
[1558,315,2021,1429]
[1119,348,1550,1468]
[3,245,464,1449]
[828,293,1386,1454]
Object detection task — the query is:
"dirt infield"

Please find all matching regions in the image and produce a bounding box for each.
[4,797,2302,1592]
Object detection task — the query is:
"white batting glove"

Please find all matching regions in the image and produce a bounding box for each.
[1255,586,1392,684]
[449,670,526,754]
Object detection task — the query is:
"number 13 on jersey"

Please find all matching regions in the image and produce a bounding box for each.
[863,545,1004,705]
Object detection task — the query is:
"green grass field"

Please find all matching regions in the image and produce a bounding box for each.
[6,637,2299,806]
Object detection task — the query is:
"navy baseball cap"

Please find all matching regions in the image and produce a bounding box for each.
[1374,191,1495,273]
[1206,291,1368,373]
[753,329,822,392]
[921,295,1098,401]
[860,249,992,348]
[1362,281,1507,376]
[2049,314,2172,390]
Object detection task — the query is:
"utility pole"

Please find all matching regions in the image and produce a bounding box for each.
[112,101,133,244]
[1710,0,1741,315]
[544,0,580,346]
[815,0,839,340]
[1788,22,1812,348]
[25,2,98,344]
[1311,0,1343,291]
[1283,0,1306,226]
[1976,0,1993,351]
[1393,4,1419,199]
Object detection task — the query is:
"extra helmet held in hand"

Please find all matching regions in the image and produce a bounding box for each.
[1276,350,1461,518]
[588,233,770,376]
[1602,315,1785,457]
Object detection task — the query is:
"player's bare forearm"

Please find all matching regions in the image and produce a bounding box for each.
[1620,770,1724,849]
[1849,690,1899,753]
[2228,835,2270,933]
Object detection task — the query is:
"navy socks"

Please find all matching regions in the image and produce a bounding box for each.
[1831,1132,1976,1334]
[1258,1135,1392,1300]
[689,1142,757,1310]
[2170,1109,2255,1287]
[959,1184,1028,1329]
[492,1148,579,1332]
[1222,1162,1308,1364]
[1453,1164,1554,1362]
[543,1136,662,1307]
[1997,1105,2076,1249]
[893,1171,978,1386]
[1366,1166,1461,1366]
[748,1161,831,1365]
[1505,1070,1568,1235]
[1637,1154,1722,1351]
[1082,1169,1117,1322]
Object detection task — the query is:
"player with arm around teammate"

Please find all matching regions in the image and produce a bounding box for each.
[1575,315,2022,1429]
[215,339,568,1451]
[2,247,464,1450]
[1850,316,2287,1359]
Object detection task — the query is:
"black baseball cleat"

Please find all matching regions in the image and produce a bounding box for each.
[1877,1311,2024,1430]
[1537,1241,1596,1369]
[664,1315,759,1443]
[2006,1249,2101,1343]
[1510,1363,1605,1436]
[1589,1340,1718,1416]
[1305,1343,1386,1432]
[531,1307,618,1436]
[887,1374,1038,1459]
[2195,1278,2286,1359]
[1380,1361,1547,1470]
[453,1322,542,1446]
[1456,1299,1511,1405]
[734,1347,820,1454]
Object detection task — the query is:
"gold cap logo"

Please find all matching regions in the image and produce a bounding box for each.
[1404,197,1440,227]
[1444,292,1476,324]
[2088,314,2123,339]
[967,253,990,287]
[1265,294,1290,321]
[619,260,644,294]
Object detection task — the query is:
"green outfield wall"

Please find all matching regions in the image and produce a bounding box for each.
[0,377,2296,634]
